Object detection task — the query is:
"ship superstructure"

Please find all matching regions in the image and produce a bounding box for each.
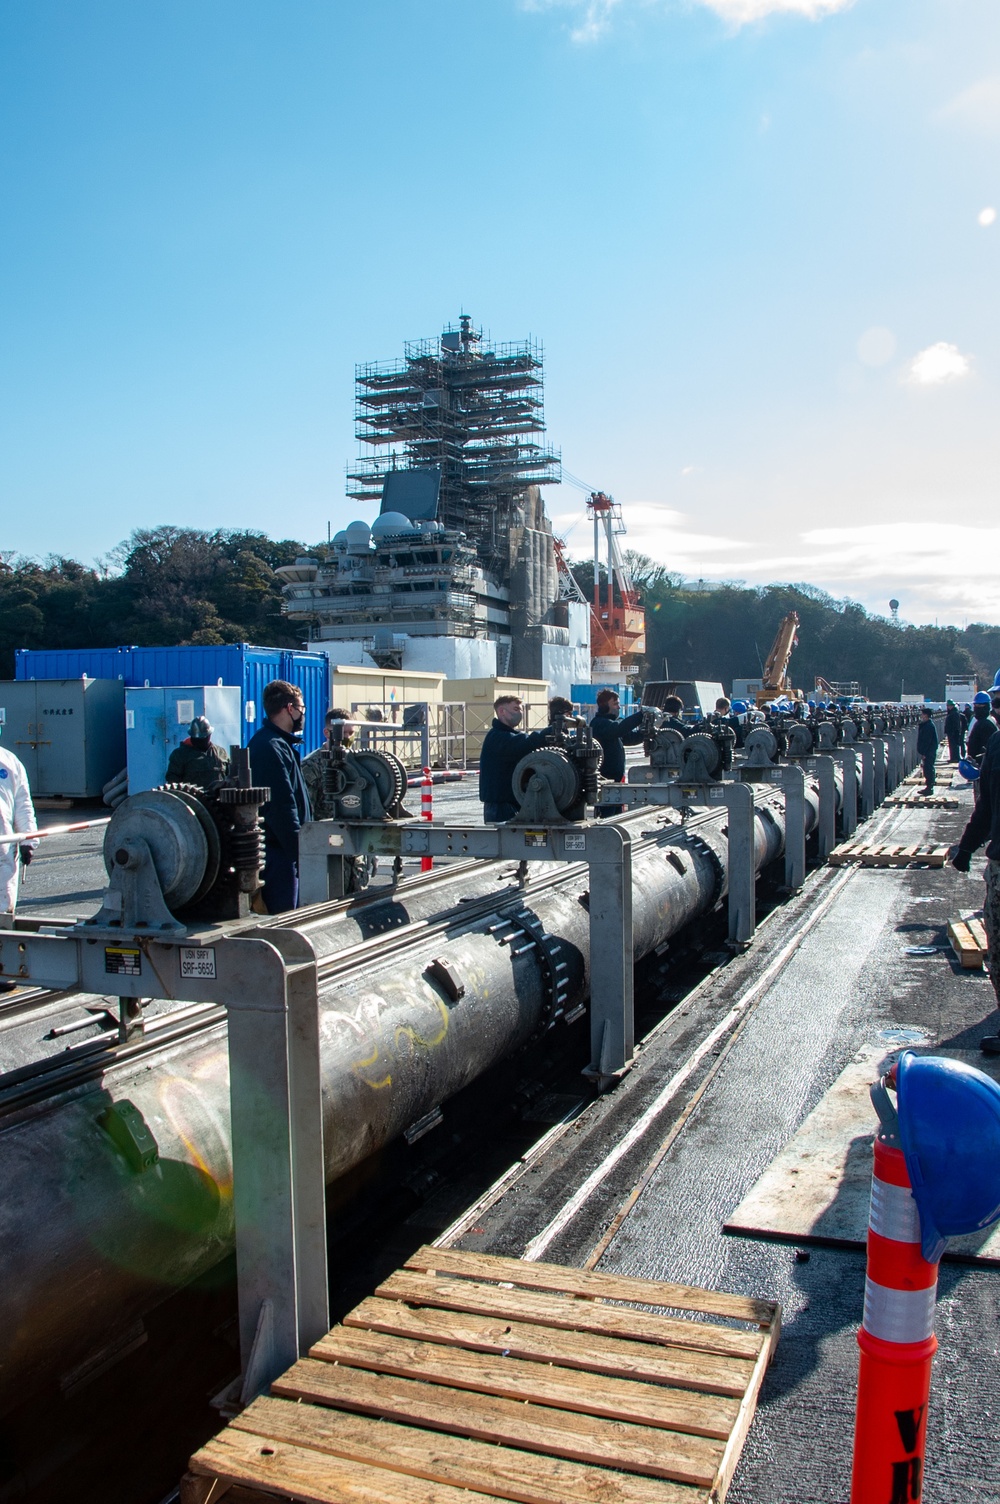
[279,317,590,689]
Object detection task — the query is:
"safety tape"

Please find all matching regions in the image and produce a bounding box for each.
[869,1175,922,1245]
[862,1278,937,1344]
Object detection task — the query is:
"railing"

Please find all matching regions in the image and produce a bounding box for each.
[349,701,468,770]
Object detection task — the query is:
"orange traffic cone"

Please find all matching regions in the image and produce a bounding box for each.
[850,1133,938,1503]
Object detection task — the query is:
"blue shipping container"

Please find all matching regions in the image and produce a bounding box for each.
[15,647,129,682]
[125,685,243,793]
[15,644,330,754]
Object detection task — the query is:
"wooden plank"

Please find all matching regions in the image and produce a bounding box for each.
[234,1395,704,1504]
[708,1312,780,1503]
[344,1296,754,1396]
[272,1359,724,1488]
[191,1428,478,1504]
[948,920,983,970]
[404,1246,777,1327]
[310,1327,740,1438]
[376,1270,764,1361]
[968,917,989,953]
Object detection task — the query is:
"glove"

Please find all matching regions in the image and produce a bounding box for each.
[18,846,33,867]
[950,845,971,873]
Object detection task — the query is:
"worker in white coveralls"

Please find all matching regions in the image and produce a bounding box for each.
[0,727,38,987]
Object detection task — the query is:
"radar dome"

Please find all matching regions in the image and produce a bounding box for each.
[372,512,417,539]
[345,520,372,553]
[332,530,348,548]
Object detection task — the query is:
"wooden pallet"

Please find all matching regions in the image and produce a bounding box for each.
[948,916,990,970]
[829,841,952,868]
[885,788,960,808]
[183,1247,781,1504]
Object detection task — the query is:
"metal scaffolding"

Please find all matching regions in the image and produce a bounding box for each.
[347,315,561,574]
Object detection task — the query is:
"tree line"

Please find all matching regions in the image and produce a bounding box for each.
[1,526,997,700]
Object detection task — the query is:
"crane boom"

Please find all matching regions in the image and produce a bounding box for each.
[756,611,801,704]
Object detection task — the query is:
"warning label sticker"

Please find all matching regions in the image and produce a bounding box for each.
[180,946,217,980]
[523,830,548,849]
[105,947,141,977]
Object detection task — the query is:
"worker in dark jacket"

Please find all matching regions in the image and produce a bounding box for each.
[658,694,688,736]
[916,707,938,796]
[590,690,646,818]
[165,717,230,789]
[479,695,546,822]
[943,701,964,762]
[952,731,1000,1051]
[248,679,311,913]
[968,693,998,763]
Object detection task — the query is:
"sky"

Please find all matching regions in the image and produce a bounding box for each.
[1,0,998,626]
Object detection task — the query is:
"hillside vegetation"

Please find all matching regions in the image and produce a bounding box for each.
[1,527,997,699]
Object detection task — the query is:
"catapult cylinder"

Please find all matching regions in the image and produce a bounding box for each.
[0,783,817,1408]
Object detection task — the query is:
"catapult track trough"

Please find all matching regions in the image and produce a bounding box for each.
[0,782,822,1406]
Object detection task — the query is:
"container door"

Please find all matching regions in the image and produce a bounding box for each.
[33,681,85,797]
[2,683,41,790]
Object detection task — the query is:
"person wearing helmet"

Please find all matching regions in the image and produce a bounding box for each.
[165,716,231,789]
[951,728,1000,1051]
[969,692,997,757]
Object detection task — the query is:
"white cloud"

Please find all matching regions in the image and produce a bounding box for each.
[698,0,854,21]
[939,75,1000,134]
[521,0,853,40]
[980,207,997,227]
[906,342,972,386]
[559,507,1000,624]
[857,326,896,367]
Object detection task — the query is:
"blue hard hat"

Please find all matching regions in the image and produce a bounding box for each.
[993,669,1000,690]
[958,757,980,781]
[896,1051,1000,1262]
[974,691,992,706]
[730,699,748,713]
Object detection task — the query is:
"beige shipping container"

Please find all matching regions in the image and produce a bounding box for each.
[329,664,446,712]
[447,676,549,760]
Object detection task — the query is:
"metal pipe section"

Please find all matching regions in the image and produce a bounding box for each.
[0,784,817,1408]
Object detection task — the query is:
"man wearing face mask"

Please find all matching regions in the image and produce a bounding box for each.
[248,679,311,913]
[590,688,646,817]
[165,716,230,789]
[479,695,547,823]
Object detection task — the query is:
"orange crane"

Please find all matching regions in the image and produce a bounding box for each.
[586,491,646,676]
[755,611,803,706]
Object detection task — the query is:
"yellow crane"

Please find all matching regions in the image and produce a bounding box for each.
[755,611,803,706]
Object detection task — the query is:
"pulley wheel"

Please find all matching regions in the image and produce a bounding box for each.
[103,789,216,909]
[785,723,813,758]
[511,747,581,815]
[679,733,721,778]
[351,750,400,812]
[745,727,778,761]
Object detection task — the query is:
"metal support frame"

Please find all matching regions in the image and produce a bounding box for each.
[608,780,757,947]
[737,763,807,891]
[872,738,887,805]
[300,818,634,1087]
[225,932,329,1404]
[801,756,837,861]
[855,741,875,818]
[830,748,859,838]
[0,923,331,1403]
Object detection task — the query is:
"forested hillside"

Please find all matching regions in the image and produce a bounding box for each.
[1,528,997,699]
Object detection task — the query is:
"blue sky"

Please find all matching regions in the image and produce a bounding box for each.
[1,0,998,624]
